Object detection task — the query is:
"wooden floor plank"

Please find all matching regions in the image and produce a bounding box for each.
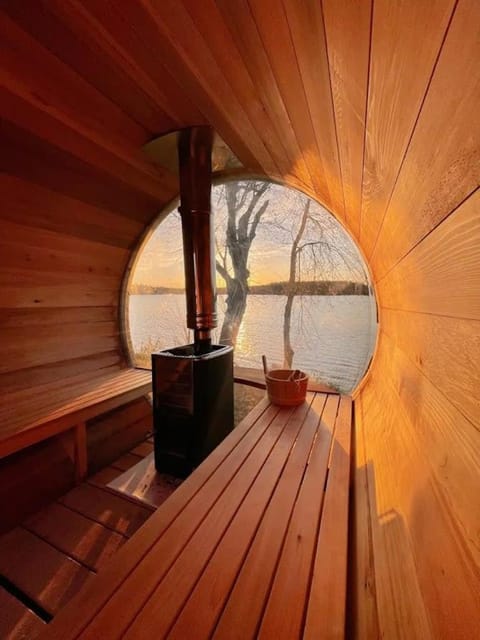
[0,586,46,640]
[130,441,154,458]
[128,397,318,639]
[258,394,340,639]
[58,484,152,537]
[68,401,284,639]
[24,502,126,572]
[110,452,143,472]
[87,466,122,488]
[108,453,182,508]
[0,528,93,616]
[304,396,353,639]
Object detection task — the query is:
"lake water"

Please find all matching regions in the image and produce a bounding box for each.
[128,294,377,393]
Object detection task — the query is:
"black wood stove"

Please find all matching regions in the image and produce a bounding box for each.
[152,127,234,477]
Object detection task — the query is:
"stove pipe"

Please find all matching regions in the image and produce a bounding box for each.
[177,127,217,354]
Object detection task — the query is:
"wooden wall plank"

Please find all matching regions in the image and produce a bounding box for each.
[381,308,480,428]
[0,122,168,220]
[357,332,480,639]
[322,0,371,239]
[371,0,480,278]
[0,175,144,249]
[360,0,455,259]
[0,352,122,395]
[87,397,152,474]
[0,327,119,375]
[377,191,480,319]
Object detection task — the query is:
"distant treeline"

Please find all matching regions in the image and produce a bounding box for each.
[130,280,369,296]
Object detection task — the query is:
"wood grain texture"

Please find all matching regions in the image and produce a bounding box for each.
[59,484,152,538]
[0,586,46,640]
[0,369,151,457]
[248,0,341,211]
[0,12,178,200]
[2,0,182,134]
[0,175,144,249]
[376,190,480,319]
[304,396,352,640]
[215,0,314,190]
[356,332,480,639]
[0,528,94,616]
[257,395,336,640]
[371,0,480,278]
[348,402,380,640]
[44,0,205,128]
[281,0,344,216]
[381,307,480,427]
[359,0,454,259]
[24,502,126,572]
[0,435,75,535]
[322,0,371,238]
[107,453,182,509]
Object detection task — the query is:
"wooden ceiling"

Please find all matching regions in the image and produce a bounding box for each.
[1,1,477,260]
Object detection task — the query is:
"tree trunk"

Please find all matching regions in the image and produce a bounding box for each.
[216,181,270,346]
[283,200,310,367]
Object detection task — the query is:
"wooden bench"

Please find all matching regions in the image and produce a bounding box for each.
[0,368,151,480]
[41,391,352,639]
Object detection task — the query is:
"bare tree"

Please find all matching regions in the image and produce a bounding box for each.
[215,181,271,345]
[283,199,310,367]
[281,195,366,367]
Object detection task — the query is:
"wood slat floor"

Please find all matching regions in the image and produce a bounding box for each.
[0,437,162,640]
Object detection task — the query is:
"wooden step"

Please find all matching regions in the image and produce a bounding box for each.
[59,484,153,537]
[0,528,94,616]
[24,502,127,572]
[110,452,143,472]
[107,452,183,508]
[0,586,46,640]
[87,465,122,488]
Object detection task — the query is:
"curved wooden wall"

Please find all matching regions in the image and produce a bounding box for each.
[0,2,478,638]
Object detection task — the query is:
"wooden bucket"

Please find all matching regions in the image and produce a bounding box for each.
[265,369,308,406]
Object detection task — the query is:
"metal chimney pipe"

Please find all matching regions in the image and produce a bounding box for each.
[177,126,217,354]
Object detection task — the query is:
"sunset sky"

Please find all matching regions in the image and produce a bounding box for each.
[131,182,367,289]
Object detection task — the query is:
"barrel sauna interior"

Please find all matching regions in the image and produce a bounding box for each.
[0,2,478,638]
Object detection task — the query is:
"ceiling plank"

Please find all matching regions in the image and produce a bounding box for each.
[45,0,205,130]
[281,0,345,218]
[371,0,480,279]
[360,0,456,259]
[322,0,372,239]
[214,0,313,191]
[2,0,177,134]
